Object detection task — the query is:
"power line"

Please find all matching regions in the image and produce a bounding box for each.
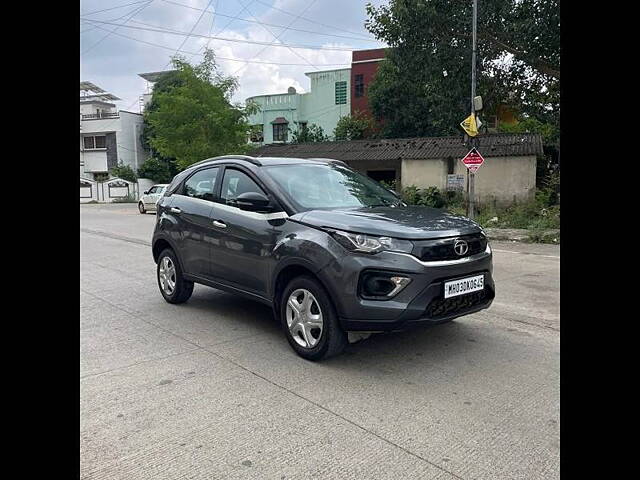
[187,0,253,63]
[160,0,379,42]
[196,0,220,60]
[253,0,374,39]
[235,0,320,72]
[82,0,149,17]
[81,0,155,35]
[168,0,214,63]
[229,0,320,76]
[81,0,155,54]
[80,22,351,66]
[80,17,358,51]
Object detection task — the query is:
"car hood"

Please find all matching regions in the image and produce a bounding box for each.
[291,206,482,240]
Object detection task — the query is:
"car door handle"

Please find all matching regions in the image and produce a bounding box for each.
[212,220,227,228]
[170,207,181,214]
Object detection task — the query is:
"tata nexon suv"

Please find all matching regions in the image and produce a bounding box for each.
[151,155,495,360]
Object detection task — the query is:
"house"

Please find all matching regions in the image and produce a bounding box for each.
[245,47,521,146]
[246,68,351,145]
[80,82,146,181]
[251,133,543,206]
[245,48,388,145]
[350,48,386,119]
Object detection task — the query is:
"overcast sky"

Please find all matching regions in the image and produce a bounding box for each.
[80,0,388,111]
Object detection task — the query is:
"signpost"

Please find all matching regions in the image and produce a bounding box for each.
[461,147,485,173]
[458,0,482,219]
[468,0,479,219]
[460,113,479,137]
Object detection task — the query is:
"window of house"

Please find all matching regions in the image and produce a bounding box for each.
[249,125,264,143]
[83,135,106,150]
[335,81,347,105]
[273,123,288,142]
[354,74,364,98]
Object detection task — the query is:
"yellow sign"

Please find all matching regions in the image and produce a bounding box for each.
[460,113,479,137]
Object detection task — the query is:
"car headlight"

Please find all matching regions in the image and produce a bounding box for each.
[330,230,414,254]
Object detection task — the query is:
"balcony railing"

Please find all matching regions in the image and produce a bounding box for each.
[81,112,119,120]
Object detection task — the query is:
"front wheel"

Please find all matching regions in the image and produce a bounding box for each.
[157,249,194,304]
[138,202,146,214]
[280,276,347,361]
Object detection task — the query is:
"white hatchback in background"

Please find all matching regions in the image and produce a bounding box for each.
[138,184,168,214]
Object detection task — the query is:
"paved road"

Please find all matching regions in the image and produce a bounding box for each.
[80,204,559,480]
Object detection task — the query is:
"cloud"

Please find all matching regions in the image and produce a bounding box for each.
[80,0,387,109]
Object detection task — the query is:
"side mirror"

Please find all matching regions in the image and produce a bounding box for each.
[143,190,149,195]
[232,191,274,212]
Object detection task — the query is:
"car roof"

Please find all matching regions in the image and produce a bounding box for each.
[186,155,345,171]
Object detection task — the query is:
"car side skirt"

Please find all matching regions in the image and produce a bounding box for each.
[183,273,274,307]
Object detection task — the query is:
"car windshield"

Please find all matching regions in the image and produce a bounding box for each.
[263,163,401,211]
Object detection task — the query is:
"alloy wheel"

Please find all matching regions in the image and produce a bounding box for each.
[286,289,324,348]
[158,256,176,295]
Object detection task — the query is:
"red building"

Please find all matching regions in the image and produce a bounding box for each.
[350,48,386,117]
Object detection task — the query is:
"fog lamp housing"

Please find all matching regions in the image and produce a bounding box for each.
[359,271,411,300]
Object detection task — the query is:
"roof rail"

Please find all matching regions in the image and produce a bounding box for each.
[188,155,261,168]
[310,157,348,168]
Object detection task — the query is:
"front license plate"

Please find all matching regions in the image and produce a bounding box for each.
[444,274,484,299]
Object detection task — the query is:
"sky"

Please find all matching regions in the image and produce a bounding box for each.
[80,0,388,112]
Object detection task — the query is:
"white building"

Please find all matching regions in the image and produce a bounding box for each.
[80,82,147,180]
[246,68,351,145]
[138,70,178,111]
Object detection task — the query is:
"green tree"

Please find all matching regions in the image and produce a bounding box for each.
[109,162,137,183]
[145,49,258,170]
[137,157,177,184]
[290,123,329,143]
[365,0,559,138]
[334,111,376,140]
[498,116,558,145]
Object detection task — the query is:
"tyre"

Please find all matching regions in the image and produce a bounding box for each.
[157,248,194,304]
[279,275,347,361]
[138,202,146,214]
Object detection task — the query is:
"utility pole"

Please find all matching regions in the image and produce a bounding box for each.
[468,0,478,220]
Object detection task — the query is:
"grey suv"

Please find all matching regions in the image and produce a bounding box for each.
[152,155,494,360]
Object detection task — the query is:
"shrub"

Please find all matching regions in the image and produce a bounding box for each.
[109,163,138,183]
[417,186,446,208]
[397,182,560,236]
[111,193,138,203]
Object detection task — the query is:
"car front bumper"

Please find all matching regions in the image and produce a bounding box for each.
[318,245,495,332]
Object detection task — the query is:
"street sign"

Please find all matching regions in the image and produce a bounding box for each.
[446,174,465,191]
[461,147,485,173]
[460,113,478,136]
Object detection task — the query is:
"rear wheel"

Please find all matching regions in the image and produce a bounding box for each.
[157,248,194,304]
[280,276,347,361]
[138,202,146,214]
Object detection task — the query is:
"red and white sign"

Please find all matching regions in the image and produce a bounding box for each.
[461,147,485,173]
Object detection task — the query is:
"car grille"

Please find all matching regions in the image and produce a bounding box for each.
[413,233,487,262]
[424,289,493,320]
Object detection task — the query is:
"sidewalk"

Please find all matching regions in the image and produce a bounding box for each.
[485,228,560,244]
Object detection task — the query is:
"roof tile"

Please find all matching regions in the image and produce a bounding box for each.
[252,133,543,160]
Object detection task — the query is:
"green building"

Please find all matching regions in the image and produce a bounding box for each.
[246,68,351,145]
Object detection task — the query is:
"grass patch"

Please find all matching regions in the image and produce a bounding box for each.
[387,171,560,243]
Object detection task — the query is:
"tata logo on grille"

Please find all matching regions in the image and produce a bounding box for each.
[453,239,469,256]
